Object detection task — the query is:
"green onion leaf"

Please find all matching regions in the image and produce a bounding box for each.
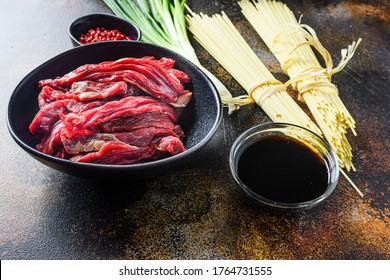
[103,0,237,113]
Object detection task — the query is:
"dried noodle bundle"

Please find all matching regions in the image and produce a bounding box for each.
[238,0,362,175]
[186,9,321,135]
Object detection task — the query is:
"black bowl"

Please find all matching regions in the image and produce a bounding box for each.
[68,13,141,46]
[7,41,222,179]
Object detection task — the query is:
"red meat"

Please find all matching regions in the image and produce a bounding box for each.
[37,81,127,107]
[156,136,185,155]
[61,96,179,131]
[36,121,67,158]
[30,56,191,165]
[61,126,184,155]
[70,142,154,164]
[38,56,191,107]
[70,134,185,165]
[29,99,76,139]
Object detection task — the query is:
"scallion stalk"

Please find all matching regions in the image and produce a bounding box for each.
[103,0,237,113]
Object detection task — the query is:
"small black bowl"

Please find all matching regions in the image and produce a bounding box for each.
[7,41,222,179]
[68,13,141,46]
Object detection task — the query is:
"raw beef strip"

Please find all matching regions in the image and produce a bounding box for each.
[36,121,67,158]
[61,128,111,154]
[154,57,191,84]
[114,57,191,85]
[69,81,127,101]
[68,99,109,113]
[96,113,176,133]
[38,56,189,90]
[114,126,184,144]
[38,57,191,107]
[70,142,155,164]
[61,96,179,131]
[155,136,185,155]
[114,57,191,84]
[29,99,76,139]
[70,135,185,165]
[29,98,112,139]
[61,126,184,155]
[37,86,66,108]
[38,81,127,106]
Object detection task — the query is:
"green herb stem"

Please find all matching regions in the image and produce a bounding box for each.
[103,0,237,113]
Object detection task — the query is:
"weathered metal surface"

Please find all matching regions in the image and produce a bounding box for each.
[0,0,388,259]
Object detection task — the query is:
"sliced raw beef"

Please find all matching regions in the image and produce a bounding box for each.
[70,142,154,164]
[61,126,184,155]
[156,136,185,155]
[29,99,76,139]
[61,96,179,131]
[70,135,185,165]
[38,81,127,107]
[95,113,177,133]
[36,120,67,158]
[30,56,191,165]
[38,56,191,107]
[69,80,127,101]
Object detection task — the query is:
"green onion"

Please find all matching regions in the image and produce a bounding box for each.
[103,0,237,113]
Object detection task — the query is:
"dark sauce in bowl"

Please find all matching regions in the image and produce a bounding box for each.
[237,135,329,203]
[230,123,340,210]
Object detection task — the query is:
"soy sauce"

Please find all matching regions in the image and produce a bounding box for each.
[237,135,329,203]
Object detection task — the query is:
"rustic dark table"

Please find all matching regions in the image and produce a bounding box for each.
[0,0,389,260]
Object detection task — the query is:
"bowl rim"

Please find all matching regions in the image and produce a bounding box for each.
[229,122,340,210]
[7,41,222,171]
[68,12,142,45]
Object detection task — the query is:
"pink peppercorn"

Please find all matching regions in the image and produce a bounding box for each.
[79,27,133,44]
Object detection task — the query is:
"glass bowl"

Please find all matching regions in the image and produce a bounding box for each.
[229,122,340,210]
